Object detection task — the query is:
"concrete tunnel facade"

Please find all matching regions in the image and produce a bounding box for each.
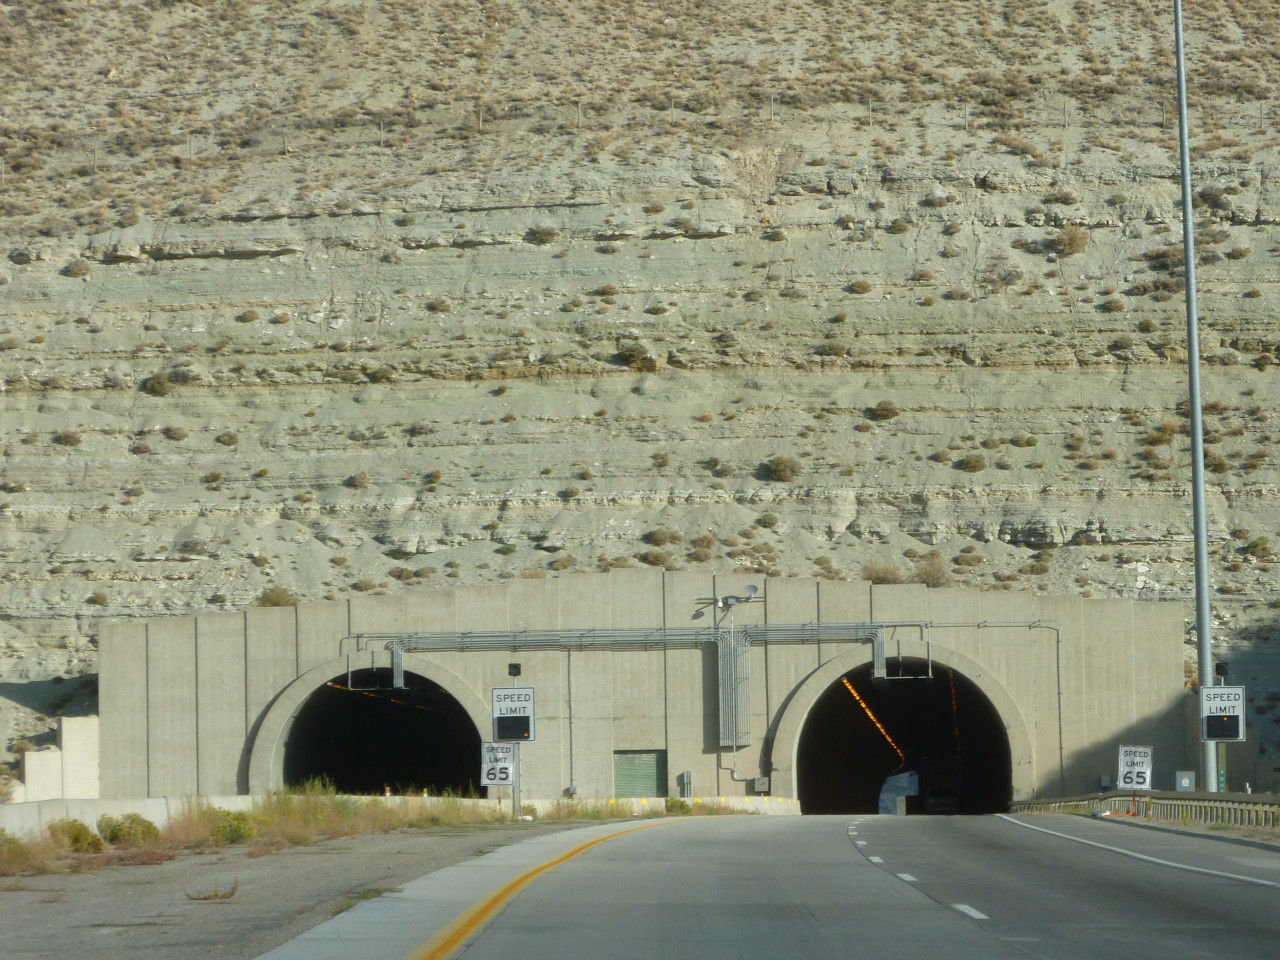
[98,570,1190,806]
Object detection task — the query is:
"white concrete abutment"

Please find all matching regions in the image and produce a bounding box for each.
[97,571,1189,803]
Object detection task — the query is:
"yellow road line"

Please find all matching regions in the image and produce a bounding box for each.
[403,819,682,960]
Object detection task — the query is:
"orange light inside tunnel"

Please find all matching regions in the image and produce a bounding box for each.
[841,676,905,770]
[327,682,434,712]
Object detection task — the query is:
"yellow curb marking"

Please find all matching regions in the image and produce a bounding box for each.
[404,819,682,960]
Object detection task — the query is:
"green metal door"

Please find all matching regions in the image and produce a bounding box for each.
[613,749,667,798]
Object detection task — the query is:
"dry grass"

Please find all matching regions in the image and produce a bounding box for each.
[0,779,756,876]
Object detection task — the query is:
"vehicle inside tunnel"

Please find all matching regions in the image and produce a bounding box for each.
[284,668,480,795]
[796,659,1012,815]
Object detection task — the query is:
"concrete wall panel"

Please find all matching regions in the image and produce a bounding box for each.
[506,579,561,631]
[146,617,197,797]
[244,607,299,739]
[868,582,930,623]
[20,750,62,803]
[664,645,721,797]
[194,611,247,795]
[1073,599,1135,788]
[404,588,457,633]
[565,649,615,797]
[610,650,667,753]
[454,584,512,632]
[1024,595,1077,796]
[818,579,873,623]
[348,593,408,634]
[99,620,148,798]
[760,579,822,756]
[656,571,715,793]
[59,717,99,799]
[557,573,614,629]
[295,601,350,676]
[599,568,662,628]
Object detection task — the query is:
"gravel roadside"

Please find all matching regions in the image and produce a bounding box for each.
[0,821,582,960]
[1103,814,1280,848]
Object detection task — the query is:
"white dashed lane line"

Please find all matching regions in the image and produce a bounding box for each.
[855,840,867,846]
[952,904,989,920]
[896,873,918,882]
[868,856,884,863]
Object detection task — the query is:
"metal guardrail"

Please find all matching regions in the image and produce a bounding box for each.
[1012,791,1280,831]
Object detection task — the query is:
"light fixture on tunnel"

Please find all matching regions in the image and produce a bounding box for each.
[719,584,758,609]
[842,676,905,769]
[692,583,761,618]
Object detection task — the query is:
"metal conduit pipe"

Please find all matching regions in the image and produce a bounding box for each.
[342,618,1053,753]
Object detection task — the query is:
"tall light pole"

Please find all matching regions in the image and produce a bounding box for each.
[1173,0,1217,792]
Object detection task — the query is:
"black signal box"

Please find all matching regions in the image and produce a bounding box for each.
[1203,714,1241,742]
[494,715,531,740]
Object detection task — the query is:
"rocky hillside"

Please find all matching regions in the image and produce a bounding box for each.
[2,0,1278,786]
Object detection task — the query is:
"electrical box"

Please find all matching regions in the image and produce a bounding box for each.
[752,776,770,794]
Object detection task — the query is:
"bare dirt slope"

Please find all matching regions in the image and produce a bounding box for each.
[1,1,1278,784]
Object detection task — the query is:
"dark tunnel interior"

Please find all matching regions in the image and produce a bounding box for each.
[797,659,1012,814]
[284,668,480,795]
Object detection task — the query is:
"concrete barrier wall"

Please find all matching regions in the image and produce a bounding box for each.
[97,571,1191,804]
[0,795,255,838]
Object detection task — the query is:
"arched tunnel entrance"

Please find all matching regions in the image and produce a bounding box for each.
[283,668,480,795]
[796,659,1012,814]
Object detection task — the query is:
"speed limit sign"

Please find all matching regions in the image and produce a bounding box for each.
[480,741,516,786]
[1117,744,1154,791]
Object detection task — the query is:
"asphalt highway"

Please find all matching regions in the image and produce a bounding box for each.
[256,814,1280,960]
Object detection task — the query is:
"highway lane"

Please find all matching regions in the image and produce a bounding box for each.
[257,814,1280,960]
[847,813,1280,959]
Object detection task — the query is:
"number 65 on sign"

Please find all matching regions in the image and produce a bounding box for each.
[481,741,516,785]
[1117,744,1154,791]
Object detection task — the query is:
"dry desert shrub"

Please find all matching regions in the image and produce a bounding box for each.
[759,456,801,482]
[861,561,903,584]
[0,829,59,876]
[140,372,172,397]
[1053,224,1088,257]
[643,528,682,546]
[97,813,161,847]
[47,818,103,854]
[913,555,950,587]
[255,585,298,607]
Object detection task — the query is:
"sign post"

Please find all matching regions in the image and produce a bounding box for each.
[1116,744,1154,816]
[491,687,534,817]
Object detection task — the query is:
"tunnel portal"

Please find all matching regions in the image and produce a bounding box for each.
[283,668,481,795]
[797,659,1012,814]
